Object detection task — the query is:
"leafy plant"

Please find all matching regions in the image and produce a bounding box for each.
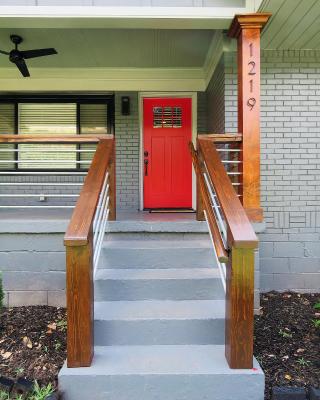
[0,391,9,400]
[0,272,4,309]
[56,319,67,332]
[297,357,310,366]
[15,367,25,376]
[312,319,320,328]
[279,328,293,338]
[0,392,22,400]
[314,302,320,310]
[29,382,54,400]
[54,342,62,351]
[0,382,54,400]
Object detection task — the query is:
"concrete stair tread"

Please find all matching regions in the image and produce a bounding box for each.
[95,267,221,280]
[102,240,212,249]
[60,345,262,376]
[94,300,225,320]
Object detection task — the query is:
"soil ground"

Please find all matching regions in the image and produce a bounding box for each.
[0,292,319,399]
[254,292,320,400]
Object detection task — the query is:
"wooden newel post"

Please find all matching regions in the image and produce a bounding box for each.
[225,241,255,369]
[65,235,94,368]
[228,13,271,223]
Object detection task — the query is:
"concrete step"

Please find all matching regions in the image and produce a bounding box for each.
[99,240,215,269]
[94,268,225,301]
[59,345,264,400]
[94,300,225,345]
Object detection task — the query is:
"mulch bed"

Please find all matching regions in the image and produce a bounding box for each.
[0,306,67,390]
[0,292,319,399]
[254,292,320,400]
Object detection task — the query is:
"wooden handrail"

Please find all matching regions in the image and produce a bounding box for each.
[189,142,228,263]
[0,134,113,143]
[63,136,116,368]
[190,137,257,370]
[64,139,114,246]
[198,138,257,249]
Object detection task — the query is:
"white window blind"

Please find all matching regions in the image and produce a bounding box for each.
[79,103,108,169]
[0,103,15,170]
[18,103,77,169]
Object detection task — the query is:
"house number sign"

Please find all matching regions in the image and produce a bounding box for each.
[247,43,256,111]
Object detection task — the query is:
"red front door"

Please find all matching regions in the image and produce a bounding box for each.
[143,97,192,209]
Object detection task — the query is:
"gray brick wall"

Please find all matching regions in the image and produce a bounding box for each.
[206,56,226,133]
[197,92,208,133]
[115,92,140,211]
[0,233,66,307]
[215,49,320,293]
[0,175,84,207]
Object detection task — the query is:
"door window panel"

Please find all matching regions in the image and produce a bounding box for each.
[153,106,182,128]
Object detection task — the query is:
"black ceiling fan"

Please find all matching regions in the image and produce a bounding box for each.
[0,34,57,77]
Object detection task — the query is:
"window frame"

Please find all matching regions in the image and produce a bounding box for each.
[0,94,115,172]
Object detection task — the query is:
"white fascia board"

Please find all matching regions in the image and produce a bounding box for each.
[0,6,248,29]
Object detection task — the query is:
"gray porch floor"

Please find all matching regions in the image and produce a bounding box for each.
[0,209,208,233]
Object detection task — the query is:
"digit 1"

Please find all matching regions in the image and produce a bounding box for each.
[249,43,253,57]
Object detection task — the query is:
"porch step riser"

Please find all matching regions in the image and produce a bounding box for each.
[94,319,225,345]
[94,278,224,301]
[59,374,264,400]
[59,346,264,400]
[105,233,210,241]
[99,248,215,269]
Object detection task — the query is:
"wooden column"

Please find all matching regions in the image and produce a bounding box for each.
[228,14,271,222]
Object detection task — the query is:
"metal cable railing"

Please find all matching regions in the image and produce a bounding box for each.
[0,143,96,208]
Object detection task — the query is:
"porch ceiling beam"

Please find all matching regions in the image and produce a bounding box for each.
[0,67,206,92]
[0,6,252,29]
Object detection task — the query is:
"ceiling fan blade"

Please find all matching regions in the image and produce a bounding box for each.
[20,48,57,59]
[15,58,30,77]
[0,49,9,55]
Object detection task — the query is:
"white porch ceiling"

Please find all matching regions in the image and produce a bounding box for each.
[0,29,214,68]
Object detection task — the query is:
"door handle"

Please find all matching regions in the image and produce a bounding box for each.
[144,159,149,176]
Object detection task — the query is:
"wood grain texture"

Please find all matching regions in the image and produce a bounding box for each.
[225,247,254,369]
[0,134,113,143]
[64,139,114,246]
[66,239,94,368]
[228,13,271,222]
[64,137,115,368]
[196,177,205,221]
[198,134,242,142]
[189,142,228,263]
[198,138,257,249]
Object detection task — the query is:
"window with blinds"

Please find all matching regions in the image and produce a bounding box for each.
[0,104,15,170]
[19,103,77,169]
[79,103,108,169]
[0,100,111,170]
